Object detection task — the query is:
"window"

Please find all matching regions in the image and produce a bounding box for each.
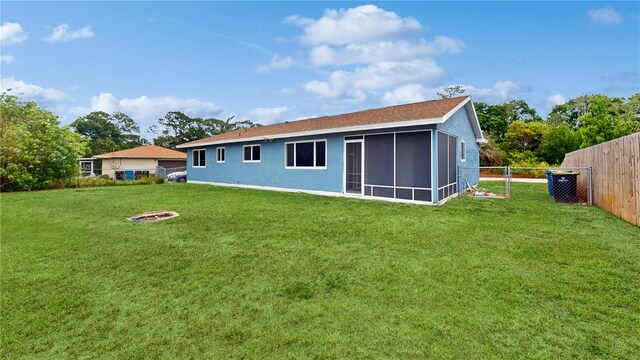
[217,147,225,163]
[461,141,466,162]
[193,149,206,167]
[285,140,327,169]
[243,145,261,162]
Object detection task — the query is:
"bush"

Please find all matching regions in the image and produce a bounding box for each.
[1,93,88,191]
[54,177,165,189]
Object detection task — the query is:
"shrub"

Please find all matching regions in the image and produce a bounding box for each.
[1,93,88,191]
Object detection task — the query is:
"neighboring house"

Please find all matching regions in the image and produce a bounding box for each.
[94,145,186,180]
[177,96,485,204]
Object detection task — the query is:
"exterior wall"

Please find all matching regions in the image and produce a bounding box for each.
[187,124,437,195]
[436,106,481,194]
[188,133,344,192]
[100,158,158,179]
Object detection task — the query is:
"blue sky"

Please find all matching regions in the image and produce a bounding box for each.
[1,1,639,135]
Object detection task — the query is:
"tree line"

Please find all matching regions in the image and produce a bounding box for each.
[71,110,259,156]
[1,90,638,191]
[436,86,639,166]
[0,93,259,191]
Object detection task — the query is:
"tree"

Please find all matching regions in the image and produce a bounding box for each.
[151,112,259,149]
[615,93,640,138]
[70,111,147,156]
[502,100,542,123]
[0,93,88,191]
[503,120,548,153]
[438,85,466,99]
[479,135,507,166]
[475,102,509,141]
[547,95,591,128]
[475,99,543,141]
[537,124,581,164]
[577,94,624,147]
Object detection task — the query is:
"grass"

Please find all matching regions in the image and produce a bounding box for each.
[1,183,639,358]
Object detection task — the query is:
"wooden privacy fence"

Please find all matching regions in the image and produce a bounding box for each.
[561,132,639,226]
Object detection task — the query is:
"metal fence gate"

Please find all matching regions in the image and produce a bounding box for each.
[459,166,592,205]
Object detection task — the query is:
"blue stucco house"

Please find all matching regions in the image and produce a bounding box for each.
[177,96,485,204]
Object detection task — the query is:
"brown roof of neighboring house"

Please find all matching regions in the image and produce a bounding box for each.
[178,96,473,148]
[93,145,187,159]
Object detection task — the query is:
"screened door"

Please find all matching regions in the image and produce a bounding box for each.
[345,141,363,194]
[437,131,458,201]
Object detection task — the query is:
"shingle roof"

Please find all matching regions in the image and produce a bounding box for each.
[178,96,471,148]
[93,145,187,159]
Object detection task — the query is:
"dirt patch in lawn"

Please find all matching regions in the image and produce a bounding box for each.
[128,211,179,223]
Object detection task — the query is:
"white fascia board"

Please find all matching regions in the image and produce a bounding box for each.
[176,117,442,148]
[467,99,487,143]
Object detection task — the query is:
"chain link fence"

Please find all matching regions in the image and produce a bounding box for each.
[460,166,510,199]
[459,166,592,205]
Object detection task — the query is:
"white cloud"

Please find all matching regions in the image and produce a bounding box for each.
[546,94,566,108]
[0,55,14,63]
[432,36,466,54]
[282,4,466,104]
[303,60,446,101]
[0,76,69,102]
[383,81,524,106]
[0,22,27,45]
[45,24,95,42]
[258,55,294,73]
[589,7,623,25]
[286,4,421,46]
[70,93,223,123]
[286,4,465,67]
[482,81,523,100]
[303,80,343,98]
[382,84,438,105]
[310,36,465,66]
[85,92,117,114]
[247,106,290,124]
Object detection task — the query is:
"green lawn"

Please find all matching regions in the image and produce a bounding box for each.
[2,183,639,358]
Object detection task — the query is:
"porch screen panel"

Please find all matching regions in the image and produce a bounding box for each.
[395,131,431,188]
[364,134,394,186]
[448,136,457,186]
[437,132,449,187]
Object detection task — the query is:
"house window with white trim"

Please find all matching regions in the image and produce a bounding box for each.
[243,145,261,162]
[461,141,466,162]
[193,149,206,168]
[285,140,326,168]
[217,147,225,163]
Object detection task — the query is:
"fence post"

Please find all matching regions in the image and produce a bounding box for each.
[588,166,593,205]
[507,166,511,199]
